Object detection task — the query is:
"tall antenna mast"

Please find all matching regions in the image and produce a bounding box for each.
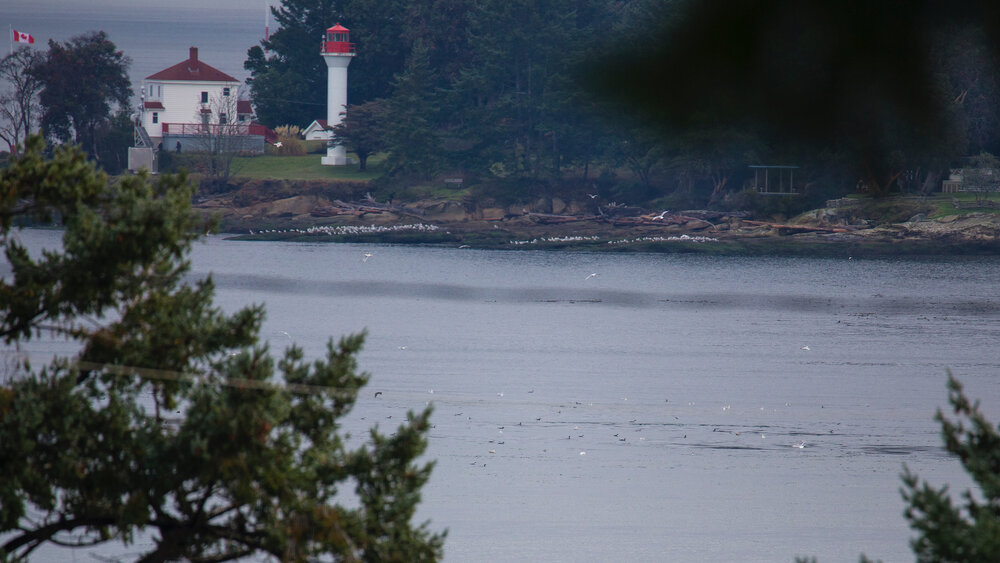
[264,1,270,52]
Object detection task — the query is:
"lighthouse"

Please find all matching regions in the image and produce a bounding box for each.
[321,24,355,165]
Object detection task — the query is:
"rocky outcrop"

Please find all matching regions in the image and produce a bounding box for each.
[195,181,1000,248]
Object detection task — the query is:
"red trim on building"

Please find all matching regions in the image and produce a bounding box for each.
[162,122,276,140]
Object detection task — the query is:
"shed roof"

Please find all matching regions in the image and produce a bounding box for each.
[304,119,330,132]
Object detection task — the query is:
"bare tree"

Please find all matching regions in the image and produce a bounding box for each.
[0,47,43,154]
[185,87,253,188]
[961,151,1000,203]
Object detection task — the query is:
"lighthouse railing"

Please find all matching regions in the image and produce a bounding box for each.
[322,41,355,54]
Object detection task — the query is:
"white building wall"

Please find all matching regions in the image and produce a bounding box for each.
[140,79,238,142]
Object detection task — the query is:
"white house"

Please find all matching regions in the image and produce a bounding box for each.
[129,47,271,172]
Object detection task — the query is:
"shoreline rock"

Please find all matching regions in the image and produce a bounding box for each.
[194,188,1000,254]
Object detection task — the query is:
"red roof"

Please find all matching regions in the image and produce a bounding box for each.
[304,119,331,131]
[237,100,253,115]
[146,47,238,82]
[143,101,165,110]
[327,24,349,33]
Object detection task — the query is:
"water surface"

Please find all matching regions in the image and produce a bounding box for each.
[10,230,1000,561]
[192,237,999,562]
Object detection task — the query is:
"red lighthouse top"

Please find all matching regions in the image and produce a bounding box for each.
[322,24,355,54]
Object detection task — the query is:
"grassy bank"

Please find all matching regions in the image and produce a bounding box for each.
[228,153,386,181]
[931,192,1000,217]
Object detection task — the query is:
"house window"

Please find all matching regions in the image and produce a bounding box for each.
[223,87,230,97]
[200,91,208,104]
[152,112,158,124]
[219,113,227,125]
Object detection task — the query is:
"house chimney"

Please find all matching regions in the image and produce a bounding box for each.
[187,47,200,73]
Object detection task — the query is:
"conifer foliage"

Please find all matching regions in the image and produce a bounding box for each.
[901,373,1000,562]
[0,137,444,561]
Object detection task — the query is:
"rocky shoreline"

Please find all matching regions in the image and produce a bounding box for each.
[194,187,1000,255]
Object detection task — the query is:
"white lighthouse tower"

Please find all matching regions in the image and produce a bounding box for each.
[320,24,355,165]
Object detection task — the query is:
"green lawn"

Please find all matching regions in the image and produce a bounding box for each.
[230,153,386,181]
[932,192,1000,217]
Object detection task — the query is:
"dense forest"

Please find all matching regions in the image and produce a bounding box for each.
[245,0,1000,213]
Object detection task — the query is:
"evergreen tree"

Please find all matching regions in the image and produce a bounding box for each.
[447,0,612,179]
[332,99,386,171]
[0,136,444,561]
[245,0,346,128]
[402,0,475,85]
[94,109,134,176]
[30,31,132,166]
[586,0,982,197]
[342,0,409,104]
[383,41,442,178]
[900,374,1000,562]
[246,0,407,128]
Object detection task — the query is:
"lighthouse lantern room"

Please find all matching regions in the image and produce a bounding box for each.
[320,24,356,165]
[323,24,355,54]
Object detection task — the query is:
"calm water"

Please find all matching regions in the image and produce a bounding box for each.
[7,4,1000,559]
[11,229,1000,561]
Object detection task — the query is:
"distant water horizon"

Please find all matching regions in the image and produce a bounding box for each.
[5,1,277,123]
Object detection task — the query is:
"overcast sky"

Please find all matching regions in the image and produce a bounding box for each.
[10,0,278,13]
[5,0,281,81]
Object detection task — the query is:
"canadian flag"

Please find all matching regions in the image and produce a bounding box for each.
[12,29,34,44]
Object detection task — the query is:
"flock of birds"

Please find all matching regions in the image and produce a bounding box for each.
[248,223,440,237]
